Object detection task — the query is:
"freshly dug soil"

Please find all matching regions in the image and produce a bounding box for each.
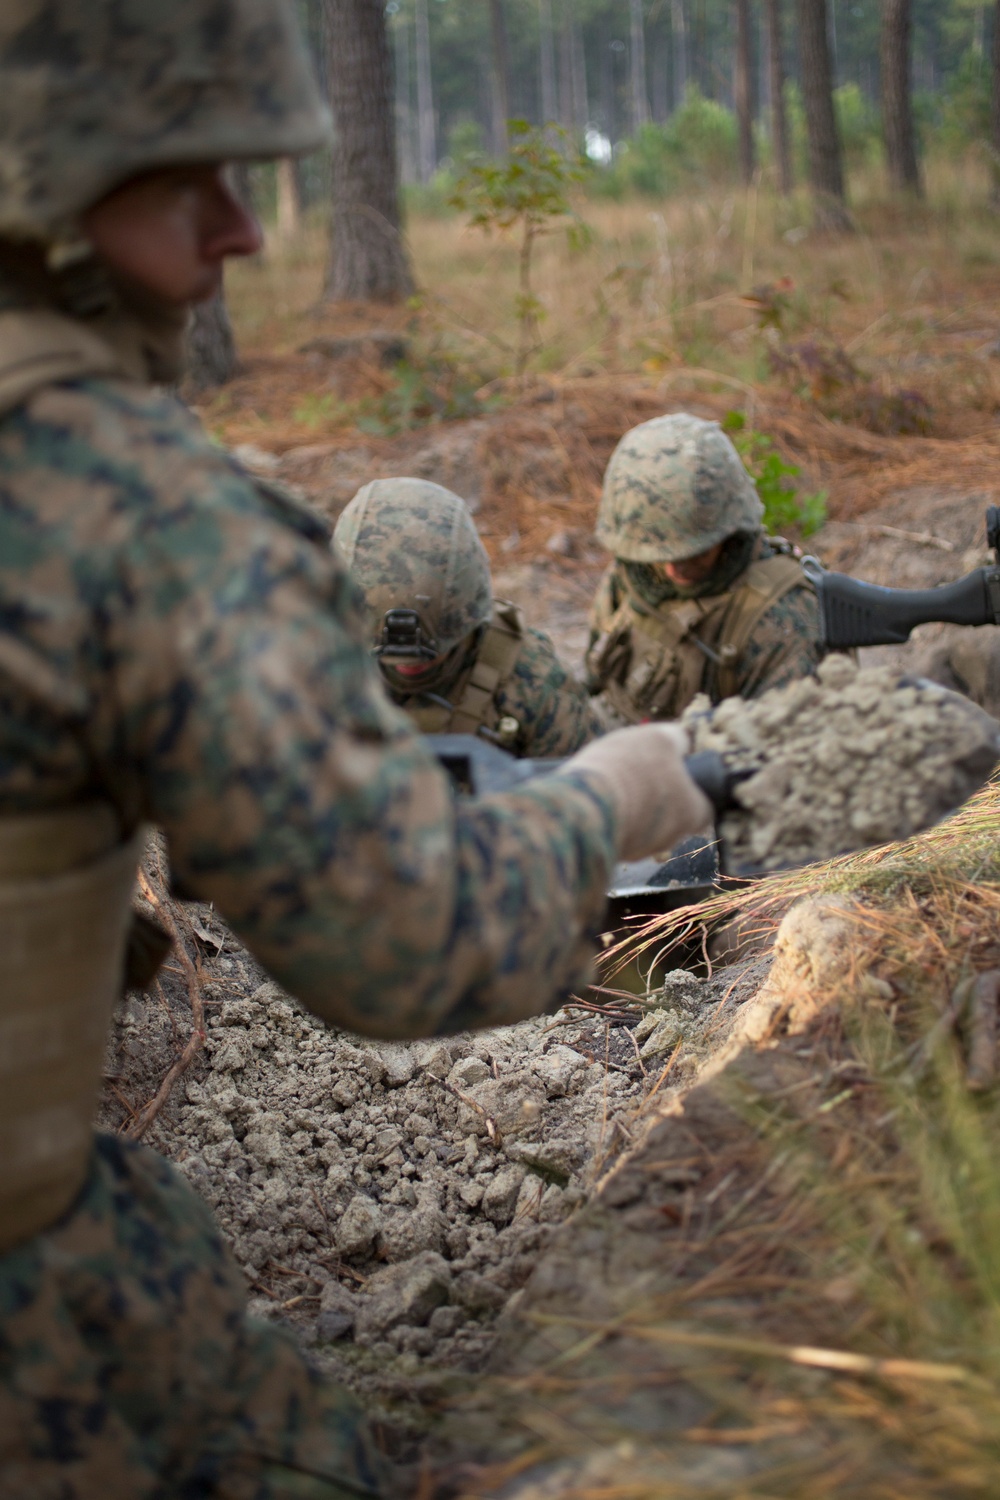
[99,883,765,1416]
[683,655,1000,871]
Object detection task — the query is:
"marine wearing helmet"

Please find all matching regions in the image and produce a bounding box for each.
[335,478,603,757]
[0,2,711,1491]
[585,412,822,722]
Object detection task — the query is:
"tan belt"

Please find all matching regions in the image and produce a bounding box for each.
[0,803,142,1252]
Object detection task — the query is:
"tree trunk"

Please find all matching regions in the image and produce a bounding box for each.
[276,159,302,240]
[991,0,1000,203]
[394,9,416,187]
[671,0,688,107]
[651,24,669,121]
[489,0,511,158]
[629,0,650,133]
[323,0,414,303]
[734,0,756,182]
[796,0,851,229]
[765,0,793,192]
[186,292,237,392]
[539,0,557,124]
[414,0,436,183]
[572,18,589,131]
[880,0,922,196]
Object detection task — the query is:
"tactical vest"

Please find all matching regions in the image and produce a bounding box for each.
[587,552,811,724]
[404,600,525,747]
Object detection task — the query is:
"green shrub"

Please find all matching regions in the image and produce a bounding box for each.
[834,83,881,170]
[723,410,828,537]
[934,49,992,151]
[589,88,738,199]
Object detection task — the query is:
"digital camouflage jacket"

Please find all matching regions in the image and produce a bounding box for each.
[586,541,823,722]
[0,376,617,1038]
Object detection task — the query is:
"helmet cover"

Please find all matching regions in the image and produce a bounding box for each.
[0,0,331,240]
[596,412,763,563]
[334,478,493,658]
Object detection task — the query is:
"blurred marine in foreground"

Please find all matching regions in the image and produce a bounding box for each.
[0,2,710,1493]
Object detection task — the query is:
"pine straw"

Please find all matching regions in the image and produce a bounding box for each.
[432,788,1000,1499]
[195,345,1000,569]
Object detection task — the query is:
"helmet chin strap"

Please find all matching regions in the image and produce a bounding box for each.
[379,629,481,700]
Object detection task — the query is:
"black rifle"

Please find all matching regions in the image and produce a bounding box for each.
[804,505,1000,650]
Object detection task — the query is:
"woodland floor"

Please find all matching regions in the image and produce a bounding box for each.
[101,189,1000,1494]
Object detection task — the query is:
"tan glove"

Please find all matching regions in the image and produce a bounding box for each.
[557,723,714,862]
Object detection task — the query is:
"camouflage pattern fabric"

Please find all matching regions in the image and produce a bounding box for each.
[392,621,604,757]
[0,376,616,1037]
[0,1133,387,1499]
[334,478,493,657]
[587,556,822,718]
[481,624,603,755]
[596,414,764,564]
[0,0,330,242]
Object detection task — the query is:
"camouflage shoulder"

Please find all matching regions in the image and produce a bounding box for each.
[498,627,603,757]
[738,583,823,699]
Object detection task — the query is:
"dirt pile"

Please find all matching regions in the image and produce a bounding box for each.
[683,655,1000,870]
[101,896,763,1391]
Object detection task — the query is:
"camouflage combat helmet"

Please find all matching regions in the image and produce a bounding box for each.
[335,479,493,662]
[597,413,763,564]
[0,0,331,242]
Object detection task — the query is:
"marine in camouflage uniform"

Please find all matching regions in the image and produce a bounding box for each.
[334,479,603,757]
[0,4,631,1495]
[585,413,822,723]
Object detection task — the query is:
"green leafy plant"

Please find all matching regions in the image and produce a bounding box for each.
[723,411,828,537]
[450,120,586,377]
[355,350,496,437]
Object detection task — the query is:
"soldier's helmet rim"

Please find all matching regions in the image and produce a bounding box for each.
[0,0,331,242]
[596,411,764,564]
[334,478,493,657]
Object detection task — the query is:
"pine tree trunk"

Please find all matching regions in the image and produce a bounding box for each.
[276,159,302,240]
[796,0,851,229]
[734,0,756,182]
[765,0,793,192]
[539,0,557,125]
[394,9,416,187]
[187,292,237,391]
[881,0,922,195]
[629,0,650,133]
[414,0,436,183]
[572,19,589,131]
[991,0,1000,203]
[671,0,688,107]
[323,0,414,303]
[489,0,511,158]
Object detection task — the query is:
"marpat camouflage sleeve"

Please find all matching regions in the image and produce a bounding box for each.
[0,380,616,1038]
[497,628,604,758]
[736,584,823,699]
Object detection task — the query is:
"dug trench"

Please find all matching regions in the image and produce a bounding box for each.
[98,481,1000,1489]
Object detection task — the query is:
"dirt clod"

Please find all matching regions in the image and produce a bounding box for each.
[683,657,1000,870]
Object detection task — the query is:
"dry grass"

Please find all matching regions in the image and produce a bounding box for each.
[431,788,1000,1498]
[200,170,1000,566]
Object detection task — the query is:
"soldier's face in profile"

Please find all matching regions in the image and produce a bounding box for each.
[82,164,263,306]
[659,542,724,588]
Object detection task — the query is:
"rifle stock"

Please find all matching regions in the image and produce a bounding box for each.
[805,561,1000,650]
